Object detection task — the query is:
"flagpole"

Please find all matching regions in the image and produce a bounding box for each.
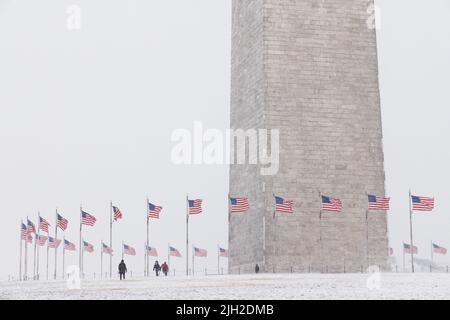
[101,241,103,279]
[79,206,83,275]
[167,243,170,270]
[110,201,113,278]
[62,236,65,279]
[403,243,405,272]
[365,192,369,268]
[186,195,189,276]
[19,221,23,281]
[46,233,49,280]
[408,190,415,273]
[36,213,41,280]
[54,209,58,280]
[144,243,146,276]
[81,237,84,278]
[319,191,323,272]
[33,218,37,280]
[122,241,124,260]
[431,240,434,263]
[146,198,150,277]
[25,216,28,281]
[192,244,195,276]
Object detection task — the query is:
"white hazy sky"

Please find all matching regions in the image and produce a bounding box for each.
[0,0,449,279]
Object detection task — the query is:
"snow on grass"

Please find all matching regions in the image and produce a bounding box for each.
[1,273,450,300]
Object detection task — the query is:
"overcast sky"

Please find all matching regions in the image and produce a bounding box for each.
[0,0,449,279]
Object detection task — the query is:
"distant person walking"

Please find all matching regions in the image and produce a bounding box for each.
[255,264,260,274]
[153,260,161,276]
[161,262,169,276]
[118,260,127,280]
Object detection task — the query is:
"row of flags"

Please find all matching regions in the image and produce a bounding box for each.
[400,242,448,255]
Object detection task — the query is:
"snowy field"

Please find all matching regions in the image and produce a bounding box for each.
[1,273,450,300]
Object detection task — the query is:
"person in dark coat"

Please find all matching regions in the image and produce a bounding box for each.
[161,262,169,276]
[118,260,127,280]
[153,260,161,276]
[255,264,260,274]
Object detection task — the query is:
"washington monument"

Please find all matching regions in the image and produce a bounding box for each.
[229,0,388,273]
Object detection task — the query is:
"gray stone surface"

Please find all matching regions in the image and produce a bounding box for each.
[229,0,388,273]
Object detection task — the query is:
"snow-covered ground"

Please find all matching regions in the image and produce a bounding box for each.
[1,273,450,300]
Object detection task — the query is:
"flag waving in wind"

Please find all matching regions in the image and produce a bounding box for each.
[36,234,48,246]
[321,196,342,213]
[193,246,207,257]
[39,216,50,233]
[27,219,36,235]
[57,213,68,231]
[148,203,163,219]
[112,206,123,221]
[229,197,249,213]
[123,244,136,256]
[83,241,94,253]
[274,196,294,213]
[48,237,61,249]
[403,243,418,254]
[188,199,203,215]
[219,247,229,257]
[102,243,113,255]
[433,243,447,255]
[411,196,434,212]
[169,246,181,257]
[81,211,97,226]
[64,239,76,251]
[368,195,390,211]
[147,246,158,257]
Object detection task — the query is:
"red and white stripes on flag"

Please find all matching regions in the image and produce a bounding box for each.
[21,223,32,243]
[81,211,97,226]
[433,243,447,255]
[321,196,342,213]
[274,196,294,213]
[27,219,36,235]
[169,246,182,257]
[48,237,61,249]
[188,199,203,215]
[112,206,123,221]
[368,195,390,211]
[83,241,94,253]
[102,243,113,255]
[411,196,434,212]
[193,246,207,257]
[123,244,136,256]
[146,246,158,257]
[403,243,418,254]
[39,216,50,233]
[57,213,68,231]
[64,239,76,251]
[229,197,249,213]
[219,247,229,258]
[148,203,163,219]
[37,235,48,246]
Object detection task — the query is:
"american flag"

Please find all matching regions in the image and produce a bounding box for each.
[64,239,76,251]
[102,243,113,255]
[188,199,203,215]
[403,243,418,254]
[81,210,97,226]
[411,196,434,212]
[48,237,61,249]
[57,213,68,231]
[433,243,447,255]
[146,246,158,257]
[368,195,390,211]
[148,203,163,219]
[39,216,50,233]
[21,223,31,242]
[219,247,229,258]
[193,246,207,257]
[27,219,36,235]
[83,241,94,253]
[274,196,294,213]
[169,246,181,257]
[123,244,136,256]
[36,234,48,246]
[112,206,123,221]
[321,196,342,213]
[229,197,249,213]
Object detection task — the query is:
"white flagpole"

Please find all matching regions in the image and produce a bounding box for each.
[79,206,83,275]
[24,216,28,281]
[431,241,434,263]
[186,195,189,276]
[46,234,49,280]
[146,198,150,277]
[36,213,41,280]
[33,217,37,280]
[408,190,415,273]
[19,221,23,281]
[54,209,58,280]
[62,236,65,279]
[192,244,194,276]
[110,202,113,278]
[168,243,170,270]
[217,244,220,275]
[101,241,103,279]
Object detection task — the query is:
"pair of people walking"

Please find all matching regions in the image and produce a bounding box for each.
[118,260,169,280]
